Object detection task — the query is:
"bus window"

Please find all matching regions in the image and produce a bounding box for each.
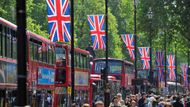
[55,47,66,66]
[2,26,7,57]
[42,50,47,63]
[94,61,105,73]
[38,45,43,61]
[87,57,90,69]
[6,28,11,58]
[125,65,133,74]
[48,46,54,64]
[137,70,148,78]
[52,49,55,64]
[10,30,13,58]
[12,31,16,59]
[55,69,66,84]
[108,61,122,74]
[78,53,81,68]
[0,24,2,56]
[83,55,87,68]
[69,52,71,66]
[94,60,122,74]
[29,42,34,60]
[80,54,84,68]
[74,52,77,67]
[33,43,38,60]
[75,53,80,68]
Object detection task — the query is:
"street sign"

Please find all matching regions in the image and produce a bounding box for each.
[68,87,71,95]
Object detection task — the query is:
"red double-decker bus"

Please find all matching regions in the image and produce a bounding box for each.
[90,58,135,103]
[53,44,90,107]
[89,74,120,106]
[0,17,56,106]
[0,17,91,107]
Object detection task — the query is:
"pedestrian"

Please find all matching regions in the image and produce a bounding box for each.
[125,97,131,107]
[109,96,121,107]
[71,103,76,107]
[131,100,137,107]
[147,96,156,107]
[182,95,187,107]
[117,93,124,104]
[158,97,165,107]
[82,103,90,107]
[120,100,126,107]
[138,93,146,107]
[186,98,190,107]
[173,97,183,107]
[95,100,104,107]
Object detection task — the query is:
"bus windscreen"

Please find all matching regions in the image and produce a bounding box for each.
[94,60,122,74]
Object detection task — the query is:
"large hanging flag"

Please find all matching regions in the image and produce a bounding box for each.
[46,0,71,42]
[167,54,176,81]
[138,47,150,69]
[181,63,188,86]
[156,51,165,81]
[121,34,135,60]
[87,15,106,50]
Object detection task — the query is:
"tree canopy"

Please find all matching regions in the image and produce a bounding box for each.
[0,0,189,71]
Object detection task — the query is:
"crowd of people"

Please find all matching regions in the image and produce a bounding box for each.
[75,92,190,107]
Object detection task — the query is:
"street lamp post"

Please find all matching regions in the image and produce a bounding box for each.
[147,7,153,84]
[104,0,110,106]
[71,0,75,103]
[16,0,27,106]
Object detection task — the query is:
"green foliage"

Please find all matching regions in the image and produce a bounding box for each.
[0,0,189,67]
[138,0,189,73]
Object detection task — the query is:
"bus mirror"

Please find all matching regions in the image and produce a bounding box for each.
[92,82,96,86]
[90,61,93,65]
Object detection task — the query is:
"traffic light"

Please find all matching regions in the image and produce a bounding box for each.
[55,69,66,84]
[101,68,106,80]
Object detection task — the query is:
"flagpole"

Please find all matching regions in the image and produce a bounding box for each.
[70,0,75,103]
[134,0,138,94]
[148,7,153,84]
[188,49,189,91]
[164,31,167,88]
[175,42,177,93]
[16,0,27,106]
[104,0,110,106]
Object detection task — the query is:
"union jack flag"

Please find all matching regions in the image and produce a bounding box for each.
[46,0,71,42]
[87,15,106,50]
[167,54,176,81]
[138,47,150,69]
[181,63,188,86]
[156,51,165,81]
[121,34,135,60]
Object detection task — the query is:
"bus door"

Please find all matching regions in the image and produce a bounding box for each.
[54,87,71,107]
[75,89,89,106]
[90,80,104,106]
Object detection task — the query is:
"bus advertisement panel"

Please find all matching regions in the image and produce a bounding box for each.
[75,71,88,86]
[37,67,55,85]
[0,61,17,84]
